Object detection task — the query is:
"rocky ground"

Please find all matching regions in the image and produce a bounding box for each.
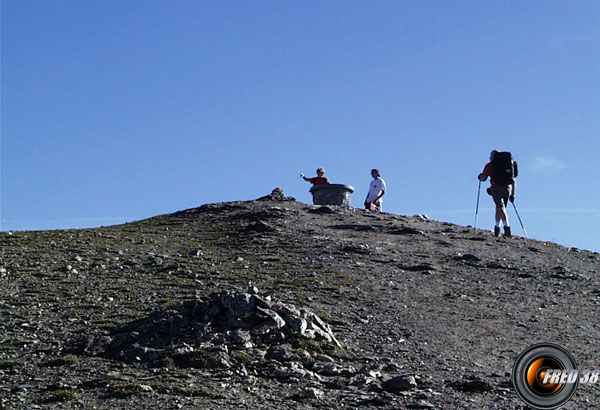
[1,188,599,409]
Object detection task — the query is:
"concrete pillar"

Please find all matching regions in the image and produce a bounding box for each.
[309,184,354,207]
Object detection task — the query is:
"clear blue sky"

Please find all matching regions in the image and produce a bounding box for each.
[2,1,599,252]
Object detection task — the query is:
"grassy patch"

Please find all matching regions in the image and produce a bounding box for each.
[0,359,17,369]
[98,321,118,331]
[292,339,324,356]
[232,350,252,364]
[78,303,101,310]
[292,338,340,357]
[316,310,332,322]
[170,385,219,397]
[173,349,224,369]
[43,355,78,367]
[157,355,176,369]
[108,382,144,398]
[0,343,16,352]
[47,388,77,402]
[326,268,358,286]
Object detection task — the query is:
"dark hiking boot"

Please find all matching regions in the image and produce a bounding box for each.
[494,226,501,237]
[504,226,512,238]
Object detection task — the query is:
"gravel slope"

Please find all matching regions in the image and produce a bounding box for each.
[1,190,599,409]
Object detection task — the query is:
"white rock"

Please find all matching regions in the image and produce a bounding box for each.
[303,387,324,400]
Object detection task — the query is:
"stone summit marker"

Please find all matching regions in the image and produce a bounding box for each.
[310,184,354,207]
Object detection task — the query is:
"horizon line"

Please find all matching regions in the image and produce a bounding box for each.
[422,208,600,214]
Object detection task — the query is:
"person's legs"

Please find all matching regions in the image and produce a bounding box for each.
[499,188,510,228]
[502,186,512,237]
[491,185,510,232]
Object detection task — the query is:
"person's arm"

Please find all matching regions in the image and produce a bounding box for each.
[376,180,386,201]
[509,180,516,202]
[300,173,311,182]
[478,163,490,181]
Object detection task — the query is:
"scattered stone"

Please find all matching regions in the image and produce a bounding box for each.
[382,375,417,393]
[315,354,335,363]
[341,244,371,255]
[231,330,252,346]
[274,361,316,380]
[486,261,511,269]
[313,363,357,376]
[407,400,436,409]
[401,264,438,272]
[244,221,276,233]
[390,227,424,235]
[360,392,394,406]
[84,336,113,356]
[257,306,286,329]
[332,224,375,232]
[267,345,300,362]
[282,315,307,334]
[548,265,580,280]
[303,386,324,400]
[454,253,481,262]
[448,378,493,393]
[221,292,255,318]
[466,236,487,241]
[552,265,569,274]
[309,206,335,214]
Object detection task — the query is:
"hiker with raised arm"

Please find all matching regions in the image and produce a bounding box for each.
[300,167,330,186]
[364,169,386,211]
[478,150,518,237]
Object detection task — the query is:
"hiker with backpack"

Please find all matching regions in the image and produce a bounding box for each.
[301,167,330,186]
[364,169,386,211]
[478,150,518,237]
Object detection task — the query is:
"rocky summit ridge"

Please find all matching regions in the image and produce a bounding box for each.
[1,188,599,409]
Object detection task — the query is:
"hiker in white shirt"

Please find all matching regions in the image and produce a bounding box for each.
[364,169,386,211]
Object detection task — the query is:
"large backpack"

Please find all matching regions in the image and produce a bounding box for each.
[490,151,518,185]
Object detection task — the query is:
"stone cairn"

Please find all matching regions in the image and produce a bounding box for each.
[82,287,423,398]
[83,286,344,379]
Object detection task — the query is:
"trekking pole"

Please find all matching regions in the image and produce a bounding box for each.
[474,180,481,228]
[511,202,528,239]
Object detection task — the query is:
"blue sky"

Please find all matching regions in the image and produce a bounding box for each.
[2,1,599,252]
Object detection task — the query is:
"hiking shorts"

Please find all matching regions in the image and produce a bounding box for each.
[490,184,510,209]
